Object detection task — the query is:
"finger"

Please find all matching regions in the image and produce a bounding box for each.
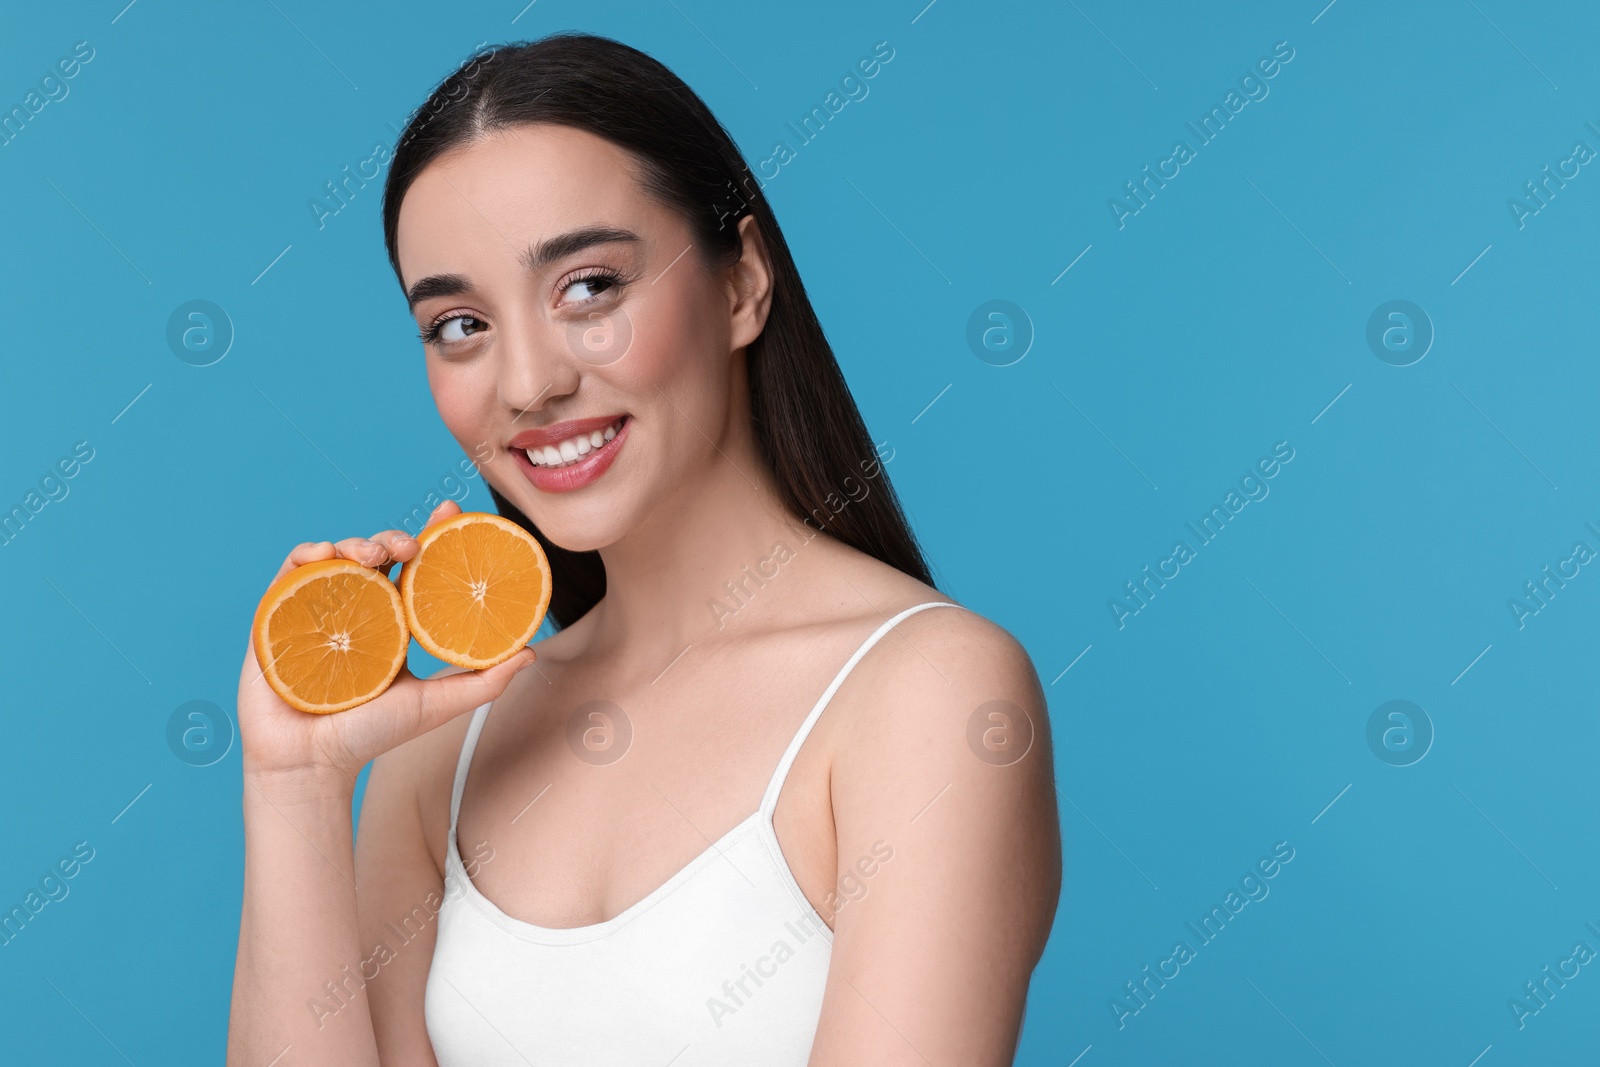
[271,540,340,582]
[365,529,420,565]
[331,535,392,570]
[425,499,464,529]
[362,502,460,571]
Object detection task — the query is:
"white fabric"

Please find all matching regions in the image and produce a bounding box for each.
[423,600,960,1064]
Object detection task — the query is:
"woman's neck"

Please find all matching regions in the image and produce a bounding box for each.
[586,423,817,665]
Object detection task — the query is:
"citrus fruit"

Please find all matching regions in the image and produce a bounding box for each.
[398,511,552,670]
[251,558,410,714]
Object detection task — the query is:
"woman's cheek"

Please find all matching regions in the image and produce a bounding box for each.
[430,360,498,457]
[611,297,688,388]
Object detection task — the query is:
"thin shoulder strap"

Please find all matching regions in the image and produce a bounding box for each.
[758,600,963,816]
[449,701,495,833]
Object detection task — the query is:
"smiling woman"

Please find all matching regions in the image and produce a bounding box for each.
[228,30,1060,1067]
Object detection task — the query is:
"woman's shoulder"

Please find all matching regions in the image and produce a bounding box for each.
[819,545,1039,692]
[815,562,1061,952]
[804,544,1049,761]
[836,586,1045,741]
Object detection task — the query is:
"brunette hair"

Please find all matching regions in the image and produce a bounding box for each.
[381,31,933,628]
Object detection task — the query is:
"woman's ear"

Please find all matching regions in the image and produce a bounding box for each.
[726,213,775,352]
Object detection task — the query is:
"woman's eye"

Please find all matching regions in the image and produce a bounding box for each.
[564,273,618,303]
[438,315,484,342]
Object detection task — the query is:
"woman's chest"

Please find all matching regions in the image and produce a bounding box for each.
[424,651,851,931]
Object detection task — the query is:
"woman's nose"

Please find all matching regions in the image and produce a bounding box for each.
[496,316,581,416]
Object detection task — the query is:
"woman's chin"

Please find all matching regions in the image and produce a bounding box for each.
[530,515,632,555]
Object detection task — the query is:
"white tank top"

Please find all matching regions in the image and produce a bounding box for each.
[423,600,961,1065]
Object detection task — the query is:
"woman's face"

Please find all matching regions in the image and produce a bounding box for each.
[395,123,765,552]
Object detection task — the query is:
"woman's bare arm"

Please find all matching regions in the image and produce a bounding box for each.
[355,669,474,1066]
[806,608,1062,1066]
[229,765,380,1066]
[226,506,536,1066]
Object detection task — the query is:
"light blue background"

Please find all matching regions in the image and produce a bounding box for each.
[3,0,1598,1062]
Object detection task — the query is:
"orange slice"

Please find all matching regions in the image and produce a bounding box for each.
[398,511,552,670]
[251,558,410,714]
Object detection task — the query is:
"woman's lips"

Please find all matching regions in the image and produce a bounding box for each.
[512,415,630,493]
[508,413,627,452]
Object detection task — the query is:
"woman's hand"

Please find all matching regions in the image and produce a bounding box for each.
[236,499,537,791]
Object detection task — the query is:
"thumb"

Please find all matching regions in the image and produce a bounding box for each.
[399,648,539,739]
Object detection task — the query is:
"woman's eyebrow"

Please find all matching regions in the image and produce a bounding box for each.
[405,225,642,313]
[522,225,640,273]
[406,273,472,313]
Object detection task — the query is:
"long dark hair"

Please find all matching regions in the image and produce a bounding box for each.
[381,31,933,629]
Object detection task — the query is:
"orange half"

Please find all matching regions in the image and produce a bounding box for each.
[398,511,552,670]
[251,558,410,714]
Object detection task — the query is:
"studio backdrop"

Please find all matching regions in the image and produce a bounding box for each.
[2,0,1598,1063]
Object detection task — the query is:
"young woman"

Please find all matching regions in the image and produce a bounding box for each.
[228,31,1059,1066]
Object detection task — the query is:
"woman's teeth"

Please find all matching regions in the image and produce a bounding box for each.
[525,418,623,468]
